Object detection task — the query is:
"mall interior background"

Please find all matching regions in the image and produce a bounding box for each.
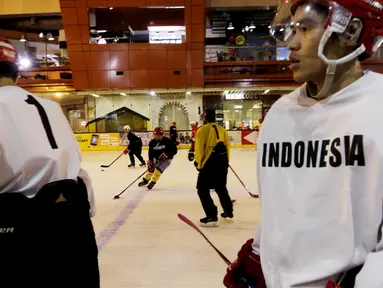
[2,0,383,148]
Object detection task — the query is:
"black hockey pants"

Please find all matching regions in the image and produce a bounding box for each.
[197,148,232,218]
[0,179,100,288]
[129,147,145,165]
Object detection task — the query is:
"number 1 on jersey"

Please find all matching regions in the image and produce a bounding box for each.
[25,95,58,149]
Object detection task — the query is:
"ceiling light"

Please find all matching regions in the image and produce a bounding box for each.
[39,32,44,38]
[47,33,54,41]
[120,93,127,96]
[227,22,234,30]
[268,25,271,28]
[55,92,62,97]
[109,7,113,10]
[263,89,270,94]
[249,22,256,29]
[91,94,100,97]
[97,30,107,33]
[242,28,245,32]
[186,91,191,95]
[245,26,249,32]
[234,105,243,109]
[150,91,156,96]
[20,35,27,42]
[19,57,31,68]
[250,29,253,32]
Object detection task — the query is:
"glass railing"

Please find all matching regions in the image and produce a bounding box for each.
[205,45,289,62]
[205,44,383,62]
[18,50,70,70]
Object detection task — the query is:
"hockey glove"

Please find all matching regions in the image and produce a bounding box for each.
[223,239,266,288]
[188,150,194,162]
[123,148,129,155]
[147,160,155,173]
[159,152,169,161]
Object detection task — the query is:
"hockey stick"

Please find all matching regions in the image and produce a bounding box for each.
[101,152,124,168]
[177,213,255,288]
[229,165,259,198]
[113,170,148,199]
[178,213,231,264]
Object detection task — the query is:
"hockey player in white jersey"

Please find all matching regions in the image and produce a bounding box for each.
[0,38,99,287]
[224,1,383,288]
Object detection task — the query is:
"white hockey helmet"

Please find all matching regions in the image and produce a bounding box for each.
[123,125,131,131]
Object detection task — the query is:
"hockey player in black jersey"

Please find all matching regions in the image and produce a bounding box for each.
[138,127,177,190]
[122,125,145,168]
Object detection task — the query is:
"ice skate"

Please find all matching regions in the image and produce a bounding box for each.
[147,181,156,190]
[199,216,218,227]
[138,178,149,187]
[128,163,135,168]
[221,212,234,223]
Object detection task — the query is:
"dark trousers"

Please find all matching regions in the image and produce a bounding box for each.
[197,153,232,217]
[129,147,145,165]
[198,186,233,217]
[0,179,100,288]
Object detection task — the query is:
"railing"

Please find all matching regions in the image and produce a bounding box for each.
[18,50,70,69]
[204,61,295,87]
[18,66,73,91]
[205,45,288,63]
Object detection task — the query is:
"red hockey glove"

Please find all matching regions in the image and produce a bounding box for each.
[223,239,266,288]
[326,281,343,288]
[123,148,129,155]
[147,160,154,173]
[159,152,169,161]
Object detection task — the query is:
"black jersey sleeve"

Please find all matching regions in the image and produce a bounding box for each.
[166,137,178,157]
[128,132,142,149]
[148,140,155,162]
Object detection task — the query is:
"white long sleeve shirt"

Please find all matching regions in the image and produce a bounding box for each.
[0,86,95,217]
[252,71,383,288]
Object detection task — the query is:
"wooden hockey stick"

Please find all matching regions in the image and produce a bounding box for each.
[229,166,259,198]
[101,152,124,168]
[113,170,148,199]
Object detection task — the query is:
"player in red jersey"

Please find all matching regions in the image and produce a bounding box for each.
[188,121,199,161]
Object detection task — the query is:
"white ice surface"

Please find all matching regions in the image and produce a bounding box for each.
[83,148,261,288]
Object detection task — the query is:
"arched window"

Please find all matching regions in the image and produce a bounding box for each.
[158,102,189,130]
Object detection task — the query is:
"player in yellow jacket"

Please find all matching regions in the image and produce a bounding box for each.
[194,109,233,227]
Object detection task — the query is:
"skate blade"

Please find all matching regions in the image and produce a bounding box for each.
[221,217,234,223]
[199,221,219,228]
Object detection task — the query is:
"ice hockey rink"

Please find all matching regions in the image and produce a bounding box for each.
[83,148,260,288]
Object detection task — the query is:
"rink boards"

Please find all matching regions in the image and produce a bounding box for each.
[75,130,258,151]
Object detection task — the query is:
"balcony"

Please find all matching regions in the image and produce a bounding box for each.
[204,45,383,87]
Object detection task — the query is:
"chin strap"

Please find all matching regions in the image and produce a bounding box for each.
[310,27,366,100]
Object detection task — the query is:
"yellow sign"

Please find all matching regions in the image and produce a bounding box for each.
[75,133,123,151]
[236,35,245,46]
